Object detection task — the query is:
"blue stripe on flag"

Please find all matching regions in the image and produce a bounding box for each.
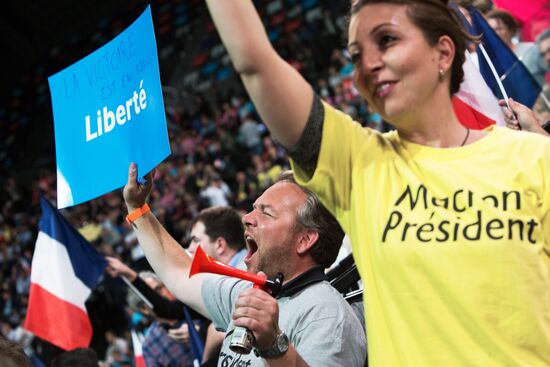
[39,197,107,288]
[466,5,541,107]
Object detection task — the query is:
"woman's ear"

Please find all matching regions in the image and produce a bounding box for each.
[437,35,455,74]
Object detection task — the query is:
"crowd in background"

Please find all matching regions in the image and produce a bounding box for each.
[0,0,549,365]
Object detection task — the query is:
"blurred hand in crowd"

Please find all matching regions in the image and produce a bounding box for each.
[105,256,137,281]
[168,323,190,343]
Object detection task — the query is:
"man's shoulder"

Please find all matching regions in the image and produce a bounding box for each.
[282,281,354,317]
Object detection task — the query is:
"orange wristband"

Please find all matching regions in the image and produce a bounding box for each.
[126,203,151,225]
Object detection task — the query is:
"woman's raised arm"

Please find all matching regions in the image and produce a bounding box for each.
[205,0,314,148]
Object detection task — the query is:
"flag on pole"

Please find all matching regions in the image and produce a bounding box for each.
[446,2,505,129]
[131,329,147,367]
[466,5,541,107]
[24,197,106,350]
[183,306,204,367]
[453,51,506,129]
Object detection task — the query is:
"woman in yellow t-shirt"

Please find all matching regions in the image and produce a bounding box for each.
[204,0,550,365]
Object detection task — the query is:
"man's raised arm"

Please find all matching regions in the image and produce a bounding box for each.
[123,163,210,316]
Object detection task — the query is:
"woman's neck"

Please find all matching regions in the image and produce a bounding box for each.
[394,94,475,148]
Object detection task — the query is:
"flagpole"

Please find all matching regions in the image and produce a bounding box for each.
[540,92,550,112]
[121,275,154,310]
[182,306,204,367]
[477,43,512,109]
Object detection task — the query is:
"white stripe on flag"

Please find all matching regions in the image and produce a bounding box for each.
[457,51,505,126]
[131,330,144,356]
[30,232,91,311]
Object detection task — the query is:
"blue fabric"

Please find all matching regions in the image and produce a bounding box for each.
[228,248,247,268]
[466,5,541,107]
[183,307,204,363]
[39,197,106,289]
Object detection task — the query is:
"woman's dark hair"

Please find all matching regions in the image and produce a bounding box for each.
[350,0,476,95]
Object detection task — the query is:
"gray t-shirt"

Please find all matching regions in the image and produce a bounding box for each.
[202,276,367,367]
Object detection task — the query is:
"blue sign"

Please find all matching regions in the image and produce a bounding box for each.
[48,6,170,208]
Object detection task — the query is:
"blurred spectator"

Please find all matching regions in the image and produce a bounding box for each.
[537,28,550,83]
[238,114,262,154]
[200,174,230,207]
[50,348,99,367]
[487,10,541,82]
[104,330,128,366]
[0,335,32,367]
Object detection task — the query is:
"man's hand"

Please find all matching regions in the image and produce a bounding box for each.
[123,163,155,211]
[232,272,280,350]
[105,256,137,281]
[168,323,190,343]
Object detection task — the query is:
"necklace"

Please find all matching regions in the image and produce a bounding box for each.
[460,128,470,147]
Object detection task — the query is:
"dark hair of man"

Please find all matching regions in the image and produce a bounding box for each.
[350,0,478,95]
[487,10,519,35]
[50,348,99,367]
[0,336,32,367]
[276,171,345,268]
[191,206,245,251]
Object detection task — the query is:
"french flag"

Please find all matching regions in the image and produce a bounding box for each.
[467,4,541,108]
[453,51,506,129]
[131,329,147,367]
[24,197,106,351]
[449,2,505,129]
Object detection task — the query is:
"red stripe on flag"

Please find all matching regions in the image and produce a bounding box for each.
[452,96,496,129]
[24,283,92,351]
[135,355,147,367]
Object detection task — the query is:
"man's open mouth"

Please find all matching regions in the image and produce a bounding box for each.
[244,235,258,261]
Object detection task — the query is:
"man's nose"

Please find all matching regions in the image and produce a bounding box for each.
[242,211,256,227]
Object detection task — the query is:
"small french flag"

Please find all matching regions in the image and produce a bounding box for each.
[24,198,106,350]
[453,51,506,129]
[131,329,147,367]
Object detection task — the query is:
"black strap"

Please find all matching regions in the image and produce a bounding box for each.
[277,266,327,298]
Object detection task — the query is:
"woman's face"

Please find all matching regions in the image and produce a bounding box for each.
[348,4,446,124]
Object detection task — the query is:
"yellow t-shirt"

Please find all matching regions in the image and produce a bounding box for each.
[291,102,550,366]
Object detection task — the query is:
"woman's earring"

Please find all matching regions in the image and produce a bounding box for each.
[439,69,445,79]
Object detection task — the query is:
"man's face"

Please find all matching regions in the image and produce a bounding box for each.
[188,221,218,259]
[488,18,513,45]
[539,37,550,68]
[241,182,306,278]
